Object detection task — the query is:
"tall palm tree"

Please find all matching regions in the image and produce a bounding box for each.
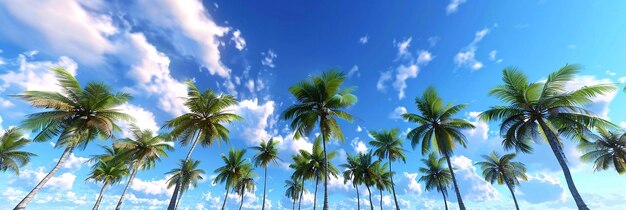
[479,65,615,210]
[369,128,406,210]
[418,153,452,210]
[0,127,36,175]
[358,152,380,210]
[402,86,475,210]
[214,148,251,210]
[301,137,340,210]
[14,68,132,209]
[87,159,129,210]
[340,153,363,210]
[285,177,304,210]
[251,138,281,210]
[282,70,358,210]
[579,128,626,174]
[165,81,242,210]
[475,152,528,210]
[289,153,310,210]
[114,125,174,210]
[234,165,256,210]
[372,161,392,210]
[166,159,205,210]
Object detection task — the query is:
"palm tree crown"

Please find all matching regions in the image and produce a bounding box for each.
[214,148,251,210]
[0,127,36,175]
[418,152,452,210]
[475,151,527,210]
[251,138,281,210]
[579,128,626,174]
[369,128,406,210]
[166,159,205,195]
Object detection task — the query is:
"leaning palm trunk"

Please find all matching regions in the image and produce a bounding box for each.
[538,119,589,210]
[221,186,230,210]
[366,185,374,210]
[313,175,319,210]
[262,166,268,210]
[378,189,383,210]
[320,120,330,210]
[389,161,400,210]
[14,146,74,209]
[298,178,304,210]
[175,192,184,210]
[238,190,245,210]
[444,153,466,210]
[440,188,448,210]
[93,180,110,210]
[355,184,361,210]
[292,197,296,210]
[116,164,139,210]
[505,181,520,210]
[168,131,202,210]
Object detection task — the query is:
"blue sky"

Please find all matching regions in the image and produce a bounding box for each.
[1,0,626,209]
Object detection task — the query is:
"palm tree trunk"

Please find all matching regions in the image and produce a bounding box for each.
[444,153,466,210]
[313,175,319,210]
[239,190,245,210]
[115,165,139,210]
[298,178,304,210]
[366,185,374,210]
[441,189,448,210]
[320,118,330,210]
[93,180,109,210]
[262,166,267,210]
[221,186,230,210]
[538,119,589,210]
[389,160,400,210]
[378,188,383,210]
[176,191,183,210]
[14,146,74,210]
[505,181,520,210]
[168,130,203,210]
[292,197,296,210]
[356,184,361,210]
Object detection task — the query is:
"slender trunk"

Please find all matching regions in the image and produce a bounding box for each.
[444,153,466,210]
[366,185,374,210]
[238,189,245,210]
[320,118,330,210]
[292,197,296,210]
[262,166,267,210]
[441,189,448,210]
[115,164,139,210]
[176,191,183,210]
[92,181,109,210]
[221,186,230,210]
[14,146,74,210]
[298,178,304,210]
[356,184,361,210]
[389,160,400,210]
[168,131,202,210]
[378,189,383,210]
[313,175,319,210]
[505,181,520,210]
[538,119,589,210]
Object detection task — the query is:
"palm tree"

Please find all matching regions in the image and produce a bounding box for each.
[418,153,452,210]
[87,159,129,210]
[289,153,310,210]
[479,65,615,210]
[358,152,380,210]
[282,70,358,210]
[301,137,340,210]
[251,138,281,210]
[14,68,132,209]
[0,127,36,175]
[114,125,174,210]
[475,152,528,210]
[341,153,363,210]
[402,86,475,210]
[369,128,406,210]
[371,161,392,210]
[579,128,626,174]
[234,165,256,210]
[214,148,251,210]
[285,177,304,210]
[165,81,242,210]
[166,159,205,210]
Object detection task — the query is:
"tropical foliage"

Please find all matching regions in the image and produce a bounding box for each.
[475,151,528,210]
[0,128,36,175]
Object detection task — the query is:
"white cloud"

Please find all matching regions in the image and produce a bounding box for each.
[261,50,277,68]
[0,0,117,64]
[61,154,89,170]
[131,177,173,196]
[454,28,490,71]
[125,193,169,207]
[350,137,369,154]
[417,51,433,64]
[356,126,363,132]
[428,36,440,47]
[0,53,77,93]
[465,111,489,140]
[376,70,392,91]
[620,122,626,128]
[231,30,246,51]
[398,172,422,195]
[0,97,14,108]
[617,77,626,83]
[231,99,275,145]
[359,35,369,44]
[451,155,501,202]
[389,106,407,120]
[118,103,159,135]
[396,37,412,58]
[488,50,503,63]
[393,64,419,99]
[565,75,616,118]
[347,65,360,78]
[2,187,25,203]
[132,0,231,77]
[446,0,467,15]
[14,168,76,191]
